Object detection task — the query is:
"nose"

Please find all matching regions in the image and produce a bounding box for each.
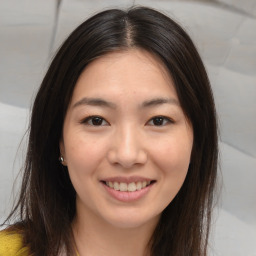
[107,126,147,169]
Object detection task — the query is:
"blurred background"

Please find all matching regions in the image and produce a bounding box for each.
[0,0,255,255]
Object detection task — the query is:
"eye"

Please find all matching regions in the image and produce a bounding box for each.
[82,116,109,126]
[147,116,173,126]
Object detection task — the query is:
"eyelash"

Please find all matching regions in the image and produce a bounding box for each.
[147,116,174,126]
[81,115,109,126]
[81,115,174,127]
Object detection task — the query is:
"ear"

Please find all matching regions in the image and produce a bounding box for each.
[59,139,67,166]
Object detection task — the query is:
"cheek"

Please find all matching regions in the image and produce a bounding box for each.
[152,134,192,171]
[65,134,108,176]
[64,135,109,200]
[150,131,192,194]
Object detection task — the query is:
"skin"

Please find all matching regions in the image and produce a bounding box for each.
[60,49,193,256]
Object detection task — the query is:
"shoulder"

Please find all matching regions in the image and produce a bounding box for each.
[0,230,30,256]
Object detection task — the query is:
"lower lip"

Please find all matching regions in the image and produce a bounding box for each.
[102,182,154,202]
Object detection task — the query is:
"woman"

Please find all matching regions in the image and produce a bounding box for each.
[0,6,218,256]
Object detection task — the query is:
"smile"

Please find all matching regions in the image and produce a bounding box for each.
[101,179,156,202]
[104,181,154,192]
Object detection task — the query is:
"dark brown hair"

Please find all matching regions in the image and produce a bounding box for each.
[3,6,218,256]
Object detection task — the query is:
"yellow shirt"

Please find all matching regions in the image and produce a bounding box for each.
[0,230,30,256]
[0,230,80,256]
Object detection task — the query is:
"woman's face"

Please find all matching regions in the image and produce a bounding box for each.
[60,49,193,229]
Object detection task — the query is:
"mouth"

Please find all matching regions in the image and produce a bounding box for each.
[101,180,156,192]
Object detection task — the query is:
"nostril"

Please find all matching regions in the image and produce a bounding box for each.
[107,148,148,168]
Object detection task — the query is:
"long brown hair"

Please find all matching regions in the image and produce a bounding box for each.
[3,6,218,256]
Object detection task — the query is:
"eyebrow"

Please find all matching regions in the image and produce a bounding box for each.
[72,97,117,109]
[141,97,179,108]
[72,97,179,109]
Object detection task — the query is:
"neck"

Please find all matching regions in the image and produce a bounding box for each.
[72,206,159,256]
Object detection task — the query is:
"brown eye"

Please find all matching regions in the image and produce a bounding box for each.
[152,117,164,126]
[147,116,173,126]
[82,116,109,126]
[91,117,104,125]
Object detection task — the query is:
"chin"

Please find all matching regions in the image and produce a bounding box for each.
[103,210,160,229]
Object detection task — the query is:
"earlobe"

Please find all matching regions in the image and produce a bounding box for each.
[59,155,65,165]
[59,140,67,166]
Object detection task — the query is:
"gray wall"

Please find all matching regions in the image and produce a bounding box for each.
[1,0,256,255]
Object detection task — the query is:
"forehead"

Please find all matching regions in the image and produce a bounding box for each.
[70,49,178,103]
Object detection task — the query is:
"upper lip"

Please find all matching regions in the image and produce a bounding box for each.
[101,176,155,183]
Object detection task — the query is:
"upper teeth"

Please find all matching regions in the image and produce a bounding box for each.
[106,181,151,192]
